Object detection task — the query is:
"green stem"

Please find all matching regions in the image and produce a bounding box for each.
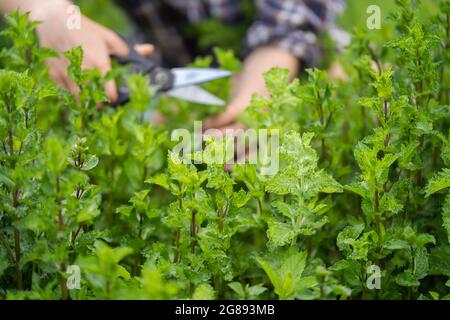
[256,197,263,218]
[55,175,68,299]
[416,135,425,187]
[373,190,382,242]
[107,158,116,227]
[218,199,230,233]
[13,227,23,290]
[305,238,312,256]
[132,212,144,276]
[188,209,198,297]
[190,210,196,254]
[12,187,24,290]
[56,176,64,231]
[214,275,222,298]
[319,276,324,299]
[369,46,382,74]
[59,262,68,300]
[321,138,328,161]
[218,207,224,233]
[173,196,183,263]
[0,233,15,263]
[7,105,24,290]
[174,227,181,263]
[446,13,450,104]
[8,115,14,159]
[316,93,328,160]
[71,225,83,246]
[1,141,8,156]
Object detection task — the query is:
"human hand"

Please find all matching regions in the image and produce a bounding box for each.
[24,0,154,103]
[204,46,298,132]
[203,98,248,133]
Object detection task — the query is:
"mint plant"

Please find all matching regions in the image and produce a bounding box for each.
[1,1,449,300]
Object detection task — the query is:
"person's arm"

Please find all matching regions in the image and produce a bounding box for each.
[205,0,344,130]
[0,0,32,13]
[1,0,154,103]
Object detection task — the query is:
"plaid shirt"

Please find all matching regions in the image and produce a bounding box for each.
[116,0,346,67]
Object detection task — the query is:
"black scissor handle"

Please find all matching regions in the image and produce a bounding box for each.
[112,43,156,73]
[149,67,175,92]
[110,35,175,107]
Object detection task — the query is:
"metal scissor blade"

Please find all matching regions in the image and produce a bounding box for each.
[166,85,226,106]
[171,68,232,88]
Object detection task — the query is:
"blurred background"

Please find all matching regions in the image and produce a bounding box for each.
[76,0,439,39]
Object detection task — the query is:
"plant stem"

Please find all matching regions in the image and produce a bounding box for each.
[369,46,382,74]
[432,145,438,170]
[447,13,450,104]
[56,176,64,230]
[71,225,83,244]
[8,111,14,159]
[132,212,145,276]
[439,13,449,104]
[59,262,68,300]
[173,196,183,263]
[218,199,230,233]
[319,277,324,299]
[13,227,23,290]
[107,158,116,227]
[321,138,328,161]
[0,233,16,263]
[174,228,181,263]
[316,92,329,160]
[373,189,382,239]
[189,282,194,298]
[138,213,144,238]
[55,175,68,299]
[218,207,224,233]
[11,187,24,290]
[7,106,24,290]
[256,197,263,218]
[2,141,8,156]
[214,275,222,297]
[190,210,196,254]
[416,135,425,187]
[306,238,313,256]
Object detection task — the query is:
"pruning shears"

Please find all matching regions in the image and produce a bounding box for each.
[112,40,232,107]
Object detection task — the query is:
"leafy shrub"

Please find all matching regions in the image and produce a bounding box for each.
[0,1,449,300]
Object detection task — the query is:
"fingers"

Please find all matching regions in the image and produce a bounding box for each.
[151,111,167,125]
[49,26,155,105]
[216,123,247,136]
[104,30,129,57]
[101,31,155,103]
[80,50,117,103]
[104,28,154,58]
[64,78,80,96]
[134,44,155,58]
[104,80,118,104]
[96,58,118,103]
[48,63,67,89]
[47,58,79,95]
[203,123,247,139]
[203,107,240,130]
[99,44,154,103]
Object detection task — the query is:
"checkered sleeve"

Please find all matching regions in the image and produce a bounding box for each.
[245,0,345,67]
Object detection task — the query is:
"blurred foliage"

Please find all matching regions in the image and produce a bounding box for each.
[76,0,129,34]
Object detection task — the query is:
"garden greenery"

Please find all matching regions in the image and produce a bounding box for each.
[0,0,449,300]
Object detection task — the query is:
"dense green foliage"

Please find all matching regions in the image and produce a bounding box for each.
[0,0,449,300]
